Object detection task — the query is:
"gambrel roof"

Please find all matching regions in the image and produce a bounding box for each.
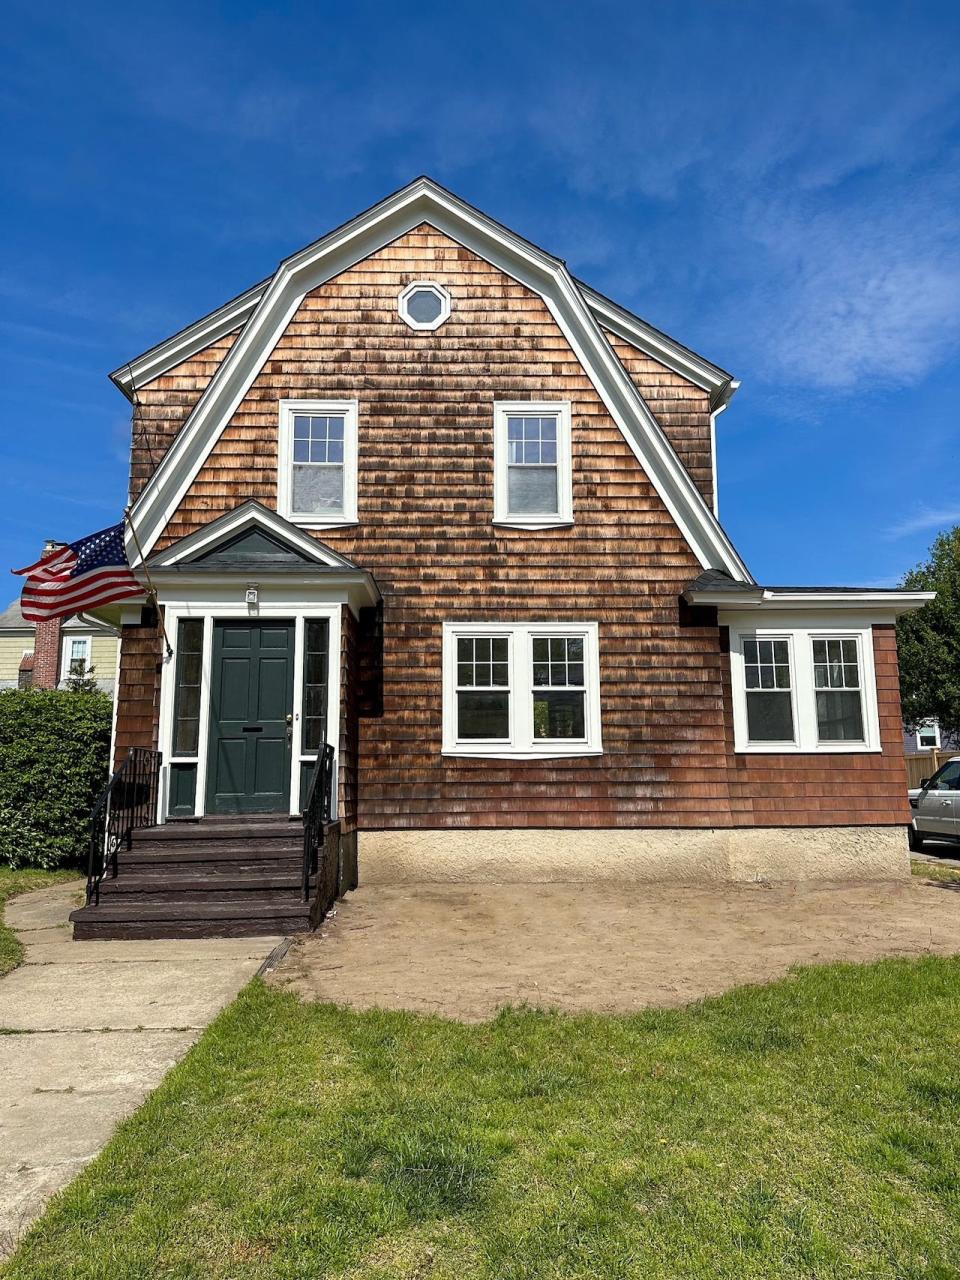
[117,177,752,581]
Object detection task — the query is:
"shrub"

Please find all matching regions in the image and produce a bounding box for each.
[0,689,113,869]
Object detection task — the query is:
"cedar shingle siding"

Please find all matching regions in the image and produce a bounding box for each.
[121,224,909,829]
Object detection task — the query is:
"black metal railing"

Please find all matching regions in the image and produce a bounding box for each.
[86,748,162,905]
[302,742,335,901]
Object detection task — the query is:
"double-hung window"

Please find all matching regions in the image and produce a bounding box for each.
[730,620,878,752]
[493,401,573,528]
[278,399,358,527]
[443,622,601,757]
[60,635,91,681]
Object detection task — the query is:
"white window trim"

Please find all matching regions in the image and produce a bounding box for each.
[60,634,91,681]
[277,398,358,528]
[442,621,601,759]
[725,612,882,754]
[916,718,941,750]
[493,400,573,530]
[398,280,451,331]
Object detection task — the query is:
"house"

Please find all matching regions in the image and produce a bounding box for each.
[71,178,933,938]
[0,592,118,692]
[902,717,960,755]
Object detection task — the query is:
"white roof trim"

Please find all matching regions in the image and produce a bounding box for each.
[125,178,752,580]
[579,283,736,406]
[687,585,935,615]
[146,501,357,570]
[110,280,267,401]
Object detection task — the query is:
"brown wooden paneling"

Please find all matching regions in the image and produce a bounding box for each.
[113,619,164,770]
[133,224,908,832]
[129,331,239,501]
[604,330,714,507]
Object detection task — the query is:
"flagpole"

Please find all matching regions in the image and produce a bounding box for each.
[123,507,174,660]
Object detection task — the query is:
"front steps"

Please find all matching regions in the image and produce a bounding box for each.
[70,816,313,940]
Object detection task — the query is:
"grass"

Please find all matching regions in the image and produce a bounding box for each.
[0,868,77,976]
[5,958,960,1279]
[911,857,960,885]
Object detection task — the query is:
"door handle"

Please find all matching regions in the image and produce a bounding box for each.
[941,799,952,807]
[242,725,263,733]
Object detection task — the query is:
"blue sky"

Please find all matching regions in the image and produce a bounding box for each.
[2,0,959,591]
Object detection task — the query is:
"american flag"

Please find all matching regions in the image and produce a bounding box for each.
[13,522,144,622]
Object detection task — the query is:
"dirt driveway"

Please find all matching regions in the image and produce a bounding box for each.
[271,876,960,1020]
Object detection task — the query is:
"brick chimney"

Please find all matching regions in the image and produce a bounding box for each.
[31,540,66,690]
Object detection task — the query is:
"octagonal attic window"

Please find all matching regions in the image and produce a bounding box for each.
[399,281,451,331]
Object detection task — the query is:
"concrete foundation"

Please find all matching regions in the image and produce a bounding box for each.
[357,825,910,885]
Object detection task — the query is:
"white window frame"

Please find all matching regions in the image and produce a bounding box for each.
[493,401,573,529]
[60,634,91,681]
[442,621,601,759]
[398,280,451,332]
[277,399,358,528]
[726,612,881,754]
[916,718,941,751]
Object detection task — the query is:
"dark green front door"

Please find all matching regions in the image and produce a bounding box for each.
[206,621,295,815]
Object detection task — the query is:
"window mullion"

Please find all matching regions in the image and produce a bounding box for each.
[515,629,531,751]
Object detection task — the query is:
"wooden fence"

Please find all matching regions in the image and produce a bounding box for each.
[904,749,950,789]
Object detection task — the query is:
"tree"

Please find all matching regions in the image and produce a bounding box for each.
[897,527,960,740]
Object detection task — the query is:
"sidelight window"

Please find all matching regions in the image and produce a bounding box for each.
[172,619,204,756]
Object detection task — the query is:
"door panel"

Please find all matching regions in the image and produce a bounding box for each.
[915,760,960,839]
[207,621,294,815]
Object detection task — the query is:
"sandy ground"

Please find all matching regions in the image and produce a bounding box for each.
[0,883,282,1258]
[271,877,960,1021]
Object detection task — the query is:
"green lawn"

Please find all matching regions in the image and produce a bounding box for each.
[5,959,960,1279]
[912,857,960,885]
[0,867,77,976]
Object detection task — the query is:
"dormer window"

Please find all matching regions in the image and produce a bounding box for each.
[277,399,358,527]
[398,281,451,331]
[493,401,573,529]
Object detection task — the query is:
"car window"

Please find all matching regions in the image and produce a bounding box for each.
[929,761,960,791]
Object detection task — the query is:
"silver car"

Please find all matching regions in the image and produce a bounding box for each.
[909,756,960,850]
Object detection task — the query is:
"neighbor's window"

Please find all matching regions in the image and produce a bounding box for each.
[443,622,601,757]
[278,400,358,526]
[172,619,203,756]
[743,638,794,743]
[68,638,88,676]
[493,402,573,527]
[302,619,331,754]
[812,637,865,743]
[732,624,879,753]
[917,719,940,750]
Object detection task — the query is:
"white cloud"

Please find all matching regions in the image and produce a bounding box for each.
[884,506,960,539]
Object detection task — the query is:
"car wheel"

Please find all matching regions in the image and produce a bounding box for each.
[908,825,925,852]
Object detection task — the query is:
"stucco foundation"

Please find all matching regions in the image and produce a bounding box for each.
[357,826,910,885]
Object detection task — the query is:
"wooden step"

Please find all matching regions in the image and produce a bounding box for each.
[99,873,307,900]
[131,821,300,849]
[70,897,312,940]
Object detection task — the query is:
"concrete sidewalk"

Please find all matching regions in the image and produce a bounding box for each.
[0,881,282,1257]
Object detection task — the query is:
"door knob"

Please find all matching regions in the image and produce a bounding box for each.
[285,714,293,725]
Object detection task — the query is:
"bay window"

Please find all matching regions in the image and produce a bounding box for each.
[443,622,601,757]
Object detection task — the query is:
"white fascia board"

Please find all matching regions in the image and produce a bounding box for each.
[148,501,355,570]
[700,590,935,620]
[125,178,752,580]
[149,569,379,616]
[109,281,267,400]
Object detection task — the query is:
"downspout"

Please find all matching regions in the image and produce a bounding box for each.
[709,379,740,519]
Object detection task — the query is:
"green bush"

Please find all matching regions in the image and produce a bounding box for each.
[0,689,113,869]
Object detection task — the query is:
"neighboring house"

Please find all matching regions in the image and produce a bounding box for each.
[902,717,960,755]
[0,596,118,693]
[86,177,933,893]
